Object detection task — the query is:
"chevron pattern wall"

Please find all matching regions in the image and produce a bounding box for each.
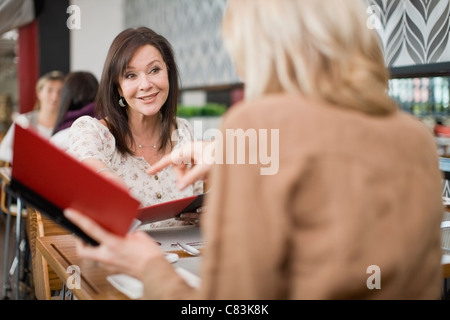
[366,0,450,67]
[123,0,450,87]
[124,0,240,89]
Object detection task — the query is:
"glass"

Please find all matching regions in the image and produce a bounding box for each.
[389,76,450,119]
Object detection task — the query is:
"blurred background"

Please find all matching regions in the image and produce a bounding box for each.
[0,0,244,139]
[0,0,450,139]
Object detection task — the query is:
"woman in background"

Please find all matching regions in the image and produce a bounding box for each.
[0,70,65,164]
[66,0,444,299]
[50,71,99,151]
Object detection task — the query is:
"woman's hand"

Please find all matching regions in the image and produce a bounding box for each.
[175,208,204,226]
[147,140,214,190]
[64,208,164,279]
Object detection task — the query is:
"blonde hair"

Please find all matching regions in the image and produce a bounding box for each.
[222,0,397,115]
[34,70,65,110]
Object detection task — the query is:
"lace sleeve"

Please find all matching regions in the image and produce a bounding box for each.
[68,116,115,165]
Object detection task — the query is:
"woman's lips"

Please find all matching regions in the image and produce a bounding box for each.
[138,92,158,102]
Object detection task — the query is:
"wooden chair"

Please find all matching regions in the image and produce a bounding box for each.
[1,180,27,218]
[26,207,70,299]
[0,163,27,218]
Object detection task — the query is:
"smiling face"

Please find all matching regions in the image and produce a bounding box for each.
[118,44,169,117]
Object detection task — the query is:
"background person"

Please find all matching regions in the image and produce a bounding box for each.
[65,0,444,299]
[0,70,65,164]
[67,27,203,228]
[50,71,99,151]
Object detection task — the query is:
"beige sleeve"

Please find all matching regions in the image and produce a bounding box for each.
[194,110,291,299]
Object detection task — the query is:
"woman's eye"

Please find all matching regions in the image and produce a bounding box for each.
[150,67,161,74]
[125,73,135,79]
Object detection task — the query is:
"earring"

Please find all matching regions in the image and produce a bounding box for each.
[119,97,127,107]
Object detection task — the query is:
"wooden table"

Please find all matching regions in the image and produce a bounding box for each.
[36,234,129,300]
[36,225,203,300]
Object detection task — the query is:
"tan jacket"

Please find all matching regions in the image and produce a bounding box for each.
[143,93,444,299]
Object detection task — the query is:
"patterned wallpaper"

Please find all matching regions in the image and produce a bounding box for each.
[123,0,240,89]
[123,0,450,88]
[366,0,450,67]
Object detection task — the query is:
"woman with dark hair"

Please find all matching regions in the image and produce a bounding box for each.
[68,27,203,228]
[50,71,99,150]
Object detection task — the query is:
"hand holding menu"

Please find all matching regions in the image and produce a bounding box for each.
[10,123,204,245]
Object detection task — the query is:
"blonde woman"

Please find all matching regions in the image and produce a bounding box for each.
[0,70,64,163]
[66,0,443,299]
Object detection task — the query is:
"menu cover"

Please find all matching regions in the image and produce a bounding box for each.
[10,123,141,245]
[137,193,205,224]
[10,123,205,245]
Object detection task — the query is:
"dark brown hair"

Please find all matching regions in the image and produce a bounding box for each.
[95,27,180,155]
[53,71,99,134]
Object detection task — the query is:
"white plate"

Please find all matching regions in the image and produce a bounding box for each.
[106,254,179,299]
[165,253,179,264]
[107,266,200,299]
[107,274,143,299]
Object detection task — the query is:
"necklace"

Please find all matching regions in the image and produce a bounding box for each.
[132,114,161,150]
[138,143,157,149]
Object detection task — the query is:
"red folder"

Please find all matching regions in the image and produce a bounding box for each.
[10,123,204,245]
[137,193,204,224]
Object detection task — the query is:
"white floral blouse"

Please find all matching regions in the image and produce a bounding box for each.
[68,116,203,228]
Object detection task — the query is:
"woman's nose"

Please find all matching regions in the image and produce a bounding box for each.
[138,74,153,90]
